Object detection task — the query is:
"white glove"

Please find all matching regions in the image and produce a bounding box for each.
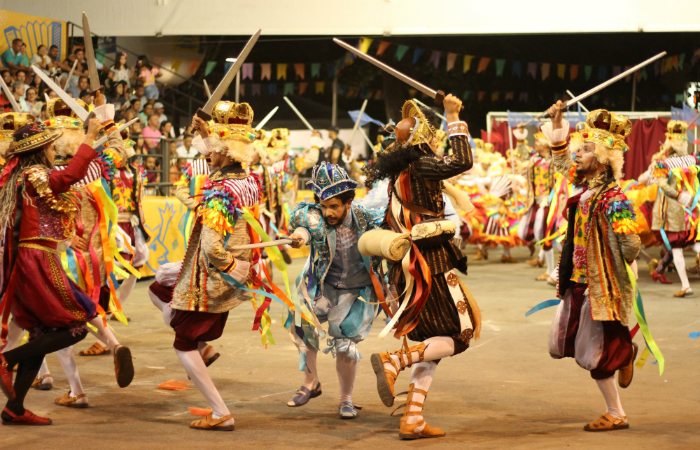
[678,192,692,206]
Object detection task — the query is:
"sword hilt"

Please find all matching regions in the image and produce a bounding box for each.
[88,86,105,98]
[542,102,570,119]
[434,90,464,111]
[195,108,212,123]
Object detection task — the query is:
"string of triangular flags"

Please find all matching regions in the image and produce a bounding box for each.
[231,81,383,100]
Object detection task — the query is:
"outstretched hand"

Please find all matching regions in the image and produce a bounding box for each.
[547,101,566,130]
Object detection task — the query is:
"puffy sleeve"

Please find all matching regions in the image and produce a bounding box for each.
[605,194,642,262]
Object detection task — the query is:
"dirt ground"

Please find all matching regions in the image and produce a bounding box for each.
[2,246,700,450]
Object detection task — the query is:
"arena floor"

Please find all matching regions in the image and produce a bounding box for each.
[3,246,700,449]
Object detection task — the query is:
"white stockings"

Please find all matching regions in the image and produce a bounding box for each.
[596,376,625,419]
[335,351,357,404]
[176,349,233,424]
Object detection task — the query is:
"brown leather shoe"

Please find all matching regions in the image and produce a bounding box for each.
[618,342,638,389]
[526,257,544,267]
[501,255,518,264]
[79,342,111,356]
[55,392,89,408]
[114,346,135,388]
[190,413,234,431]
[30,374,52,391]
[473,249,488,261]
[583,413,629,432]
[536,273,550,281]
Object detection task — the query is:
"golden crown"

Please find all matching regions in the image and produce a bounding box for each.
[209,101,258,143]
[666,120,689,141]
[0,112,36,141]
[394,100,436,148]
[268,128,290,147]
[46,98,88,123]
[580,109,632,152]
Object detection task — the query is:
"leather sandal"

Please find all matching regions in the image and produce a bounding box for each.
[536,273,550,281]
[31,374,53,391]
[618,343,638,389]
[673,287,694,298]
[1,408,52,426]
[473,249,488,261]
[583,413,629,432]
[398,384,445,440]
[79,342,111,356]
[201,346,221,368]
[55,392,89,408]
[287,383,322,407]
[189,413,234,431]
[370,340,426,408]
[338,401,360,419]
[114,346,135,388]
[0,354,15,400]
[526,257,544,267]
[501,255,518,264]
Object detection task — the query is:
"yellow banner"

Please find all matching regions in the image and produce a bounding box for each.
[0,10,68,63]
[140,197,189,278]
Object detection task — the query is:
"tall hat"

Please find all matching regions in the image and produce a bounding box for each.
[0,112,36,143]
[9,121,62,156]
[208,101,260,143]
[307,162,358,201]
[45,98,88,130]
[393,100,436,148]
[513,123,528,142]
[581,109,632,152]
[665,120,689,142]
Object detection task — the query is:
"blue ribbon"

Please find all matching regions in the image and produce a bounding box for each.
[525,299,561,317]
[690,331,700,339]
[64,248,80,282]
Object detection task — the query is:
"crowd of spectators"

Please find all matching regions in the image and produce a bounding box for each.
[0,39,201,196]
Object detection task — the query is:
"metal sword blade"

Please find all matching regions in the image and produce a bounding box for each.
[255,106,279,131]
[350,99,368,143]
[92,118,139,148]
[32,65,89,121]
[202,29,261,114]
[0,76,21,112]
[333,38,437,99]
[82,12,101,92]
[203,79,211,98]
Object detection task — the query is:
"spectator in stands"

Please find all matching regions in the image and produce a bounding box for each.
[144,156,160,184]
[140,103,154,126]
[160,120,173,139]
[124,108,135,123]
[24,87,41,115]
[12,81,26,111]
[130,83,148,108]
[48,45,60,70]
[1,39,28,74]
[30,72,42,93]
[68,75,89,99]
[1,69,11,87]
[80,89,93,106]
[154,101,168,124]
[135,55,161,101]
[168,140,179,163]
[30,44,51,74]
[40,103,48,121]
[170,157,187,183]
[176,134,198,159]
[109,52,132,87]
[128,98,141,119]
[132,135,146,155]
[15,70,30,94]
[130,120,142,137]
[62,48,88,94]
[0,90,11,112]
[325,126,345,164]
[109,80,129,107]
[142,113,162,153]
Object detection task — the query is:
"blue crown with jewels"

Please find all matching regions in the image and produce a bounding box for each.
[307,162,358,201]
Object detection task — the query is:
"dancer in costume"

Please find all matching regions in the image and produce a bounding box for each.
[0,120,134,426]
[544,101,640,432]
[518,125,557,282]
[149,101,262,431]
[364,95,481,440]
[639,120,696,296]
[286,163,383,419]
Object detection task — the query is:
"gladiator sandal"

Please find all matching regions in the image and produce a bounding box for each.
[583,413,629,432]
[370,340,426,408]
[398,383,445,440]
[79,342,111,356]
[55,392,89,408]
[30,374,53,391]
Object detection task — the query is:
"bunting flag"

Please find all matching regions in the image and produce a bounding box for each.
[260,63,271,80]
[462,90,472,101]
[671,55,679,71]
[557,63,565,79]
[491,91,500,102]
[171,58,182,72]
[205,61,217,77]
[519,91,529,102]
[612,65,621,77]
[463,55,474,73]
[327,62,336,79]
[277,63,288,80]
[512,61,522,78]
[504,91,514,101]
[268,83,277,95]
[395,45,409,61]
[310,63,321,78]
[284,82,294,95]
[541,63,550,80]
[598,65,608,81]
[428,50,441,69]
[186,60,201,76]
[679,53,686,70]
[495,59,506,77]
[412,48,425,65]
[527,62,537,78]
[294,63,305,80]
[584,65,593,81]
[315,81,325,94]
[252,83,261,96]
[478,91,486,101]
[359,37,373,53]
[477,57,491,73]
[298,82,308,95]
[242,62,254,80]
[654,59,662,76]
[446,52,457,71]
[570,64,579,81]
[239,83,245,97]
[376,41,391,56]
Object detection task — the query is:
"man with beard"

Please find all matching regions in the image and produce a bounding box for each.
[286,163,383,419]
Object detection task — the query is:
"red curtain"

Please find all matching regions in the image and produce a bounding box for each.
[623,118,669,180]
[487,120,510,156]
